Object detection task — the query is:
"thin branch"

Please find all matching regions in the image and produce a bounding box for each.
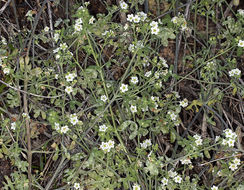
[0,0,12,15]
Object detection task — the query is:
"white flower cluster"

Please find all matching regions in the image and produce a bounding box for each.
[101,95,108,102]
[11,122,16,130]
[179,98,188,108]
[132,184,140,190]
[54,122,69,134]
[102,30,114,37]
[150,21,159,35]
[99,124,108,132]
[127,12,147,23]
[3,67,10,75]
[193,134,203,146]
[130,76,139,84]
[171,16,187,31]
[65,73,77,82]
[128,41,144,52]
[145,70,152,77]
[89,16,95,24]
[238,9,244,16]
[100,140,115,153]
[140,139,152,149]
[70,113,79,125]
[180,157,192,165]
[1,37,7,45]
[228,68,241,78]
[65,86,73,94]
[206,61,216,70]
[229,157,241,171]
[222,129,237,147]
[168,170,182,184]
[74,18,83,32]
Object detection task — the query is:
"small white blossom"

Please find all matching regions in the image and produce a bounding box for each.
[238,40,244,47]
[101,95,108,102]
[151,26,159,35]
[229,163,238,171]
[161,177,168,186]
[174,175,182,184]
[65,73,76,82]
[145,71,152,77]
[60,43,68,51]
[65,86,73,94]
[133,15,140,23]
[107,140,115,149]
[54,122,60,131]
[138,12,147,21]
[120,1,128,10]
[180,157,192,165]
[25,10,33,17]
[70,114,78,125]
[171,16,178,24]
[44,26,49,32]
[74,24,83,32]
[130,105,137,113]
[211,186,218,190]
[100,142,109,152]
[74,183,80,189]
[179,98,188,108]
[54,33,59,42]
[233,158,241,166]
[168,170,177,178]
[99,124,108,132]
[11,122,16,130]
[132,184,140,190]
[3,68,10,74]
[150,21,158,28]
[127,14,134,22]
[89,16,95,24]
[120,83,128,93]
[128,44,135,52]
[60,125,69,134]
[130,76,139,84]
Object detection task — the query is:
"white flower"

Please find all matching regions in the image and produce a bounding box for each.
[65,86,73,94]
[171,16,178,24]
[150,21,158,28]
[133,15,140,23]
[3,68,10,74]
[238,40,244,47]
[25,10,33,17]
[65,73,75,82]
[229,163,238,171]
[151,26,159,35]
[76,18,83,24]
[70,114,78,125]
[145,71,152,77]
[222,139,228,146]
[155,71,160,79]
[60,125,69,134]
[120,83,128,93]
[124,23,129,30]
[100,142,109,152]
[54,33,59,42]
[127,14,134,22]
[180,157,192,165]
[74,183,80,189]
[99,124,108,132]
[193,134,201,140]
[55,74,59,79]
[168,170,177,178]
[168,111,177,121]
[22,113,29,118]
[130,76,139,84]
[233,158,241,166]
[179,98,188,108]
[89,16,95,24]
[54,122,60,131]
[132,184,140,190]
[238,9,244,16]
[174,175,182,183]
[1,37,7,45]
[11,122,16,130]
[195,138,203,146]
[138,12,147,21]
[130,105,137,113]
[144,139,152,147]
[101,95,108,102]
[215,136,220,142]
[159,57,168,67]
[161,177,168,186]
[128,44,135,52]
[107,140,115,148]
[227,139,235,147]
[44,26,49,32]
[60,43,68,51]
[120,1,128,10]
[211,185,218,190]
[74,24,83,32]
[140,142,147,149]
